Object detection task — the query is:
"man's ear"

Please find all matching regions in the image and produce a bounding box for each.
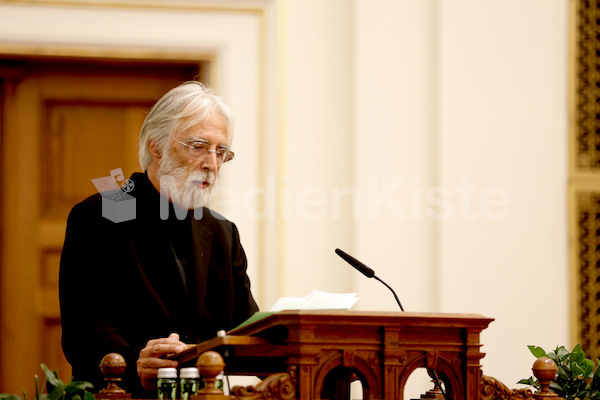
[148,140,162,161]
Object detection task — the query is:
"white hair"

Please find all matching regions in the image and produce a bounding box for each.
[138,81,233,170]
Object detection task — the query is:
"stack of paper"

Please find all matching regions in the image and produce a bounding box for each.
[269,289,358,311]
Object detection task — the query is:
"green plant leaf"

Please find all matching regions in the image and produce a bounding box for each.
[45,385,65,400]
[82,393,94,400]
[572,343,585,355]
[582,358,595,378]
[66,383,92,393]
[556,346,570,362]
[41,365,63,390]
[590,359,600,392]
[517,377,536,386]
[0,395,23,400]
[557,365,569,379]
[570,346,586,368]
[550,380,564,394]
[528,345,547,358]
[572,362,586,379]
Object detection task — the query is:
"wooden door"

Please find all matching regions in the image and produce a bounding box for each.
[0,58,201,395]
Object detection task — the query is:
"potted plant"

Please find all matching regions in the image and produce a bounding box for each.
[0,364,94,400]
[519,344,600,400]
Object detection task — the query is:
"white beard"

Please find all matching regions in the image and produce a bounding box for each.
[156,153,216,210]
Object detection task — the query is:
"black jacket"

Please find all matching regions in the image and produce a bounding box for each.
[59,172,258,397]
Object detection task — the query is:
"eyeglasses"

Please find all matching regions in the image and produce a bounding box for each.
[173,139,235,164]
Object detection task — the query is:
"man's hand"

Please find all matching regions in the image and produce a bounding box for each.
[137,333,187,390]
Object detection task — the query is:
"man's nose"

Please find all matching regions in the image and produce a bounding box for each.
[200,149,219,171]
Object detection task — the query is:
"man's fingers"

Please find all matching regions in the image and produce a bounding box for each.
[141,336,187,356]
[150,342,184,356]
[146,336,183,346]
[140,343,183,358]
[137,357,178,370]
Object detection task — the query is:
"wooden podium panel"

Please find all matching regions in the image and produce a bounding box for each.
[176,310,494,400]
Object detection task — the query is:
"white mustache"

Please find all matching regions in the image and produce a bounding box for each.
[186,171,215,185]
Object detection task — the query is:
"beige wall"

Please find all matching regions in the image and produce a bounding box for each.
[279,0,569,388]
[0,0,569,393]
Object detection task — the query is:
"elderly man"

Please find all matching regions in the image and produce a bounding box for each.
[59,81,259,398]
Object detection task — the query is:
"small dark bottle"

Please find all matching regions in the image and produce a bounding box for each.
[157,367,177,400]
[179,367,200,400]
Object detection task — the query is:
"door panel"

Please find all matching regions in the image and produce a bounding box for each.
[44,100,149,216]
[1,58,202,394]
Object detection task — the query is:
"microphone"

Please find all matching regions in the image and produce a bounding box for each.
[335,248,404,311]
[335,248,375,278]
[335,248,446,399]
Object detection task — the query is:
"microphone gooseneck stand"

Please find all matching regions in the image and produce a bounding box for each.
[334,248,446,399]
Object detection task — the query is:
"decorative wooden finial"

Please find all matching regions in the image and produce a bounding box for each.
[532,356,560,399]
[196,351,226,395]
[96,353,131,399]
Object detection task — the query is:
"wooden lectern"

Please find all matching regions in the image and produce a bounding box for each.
[172,310,494,400]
